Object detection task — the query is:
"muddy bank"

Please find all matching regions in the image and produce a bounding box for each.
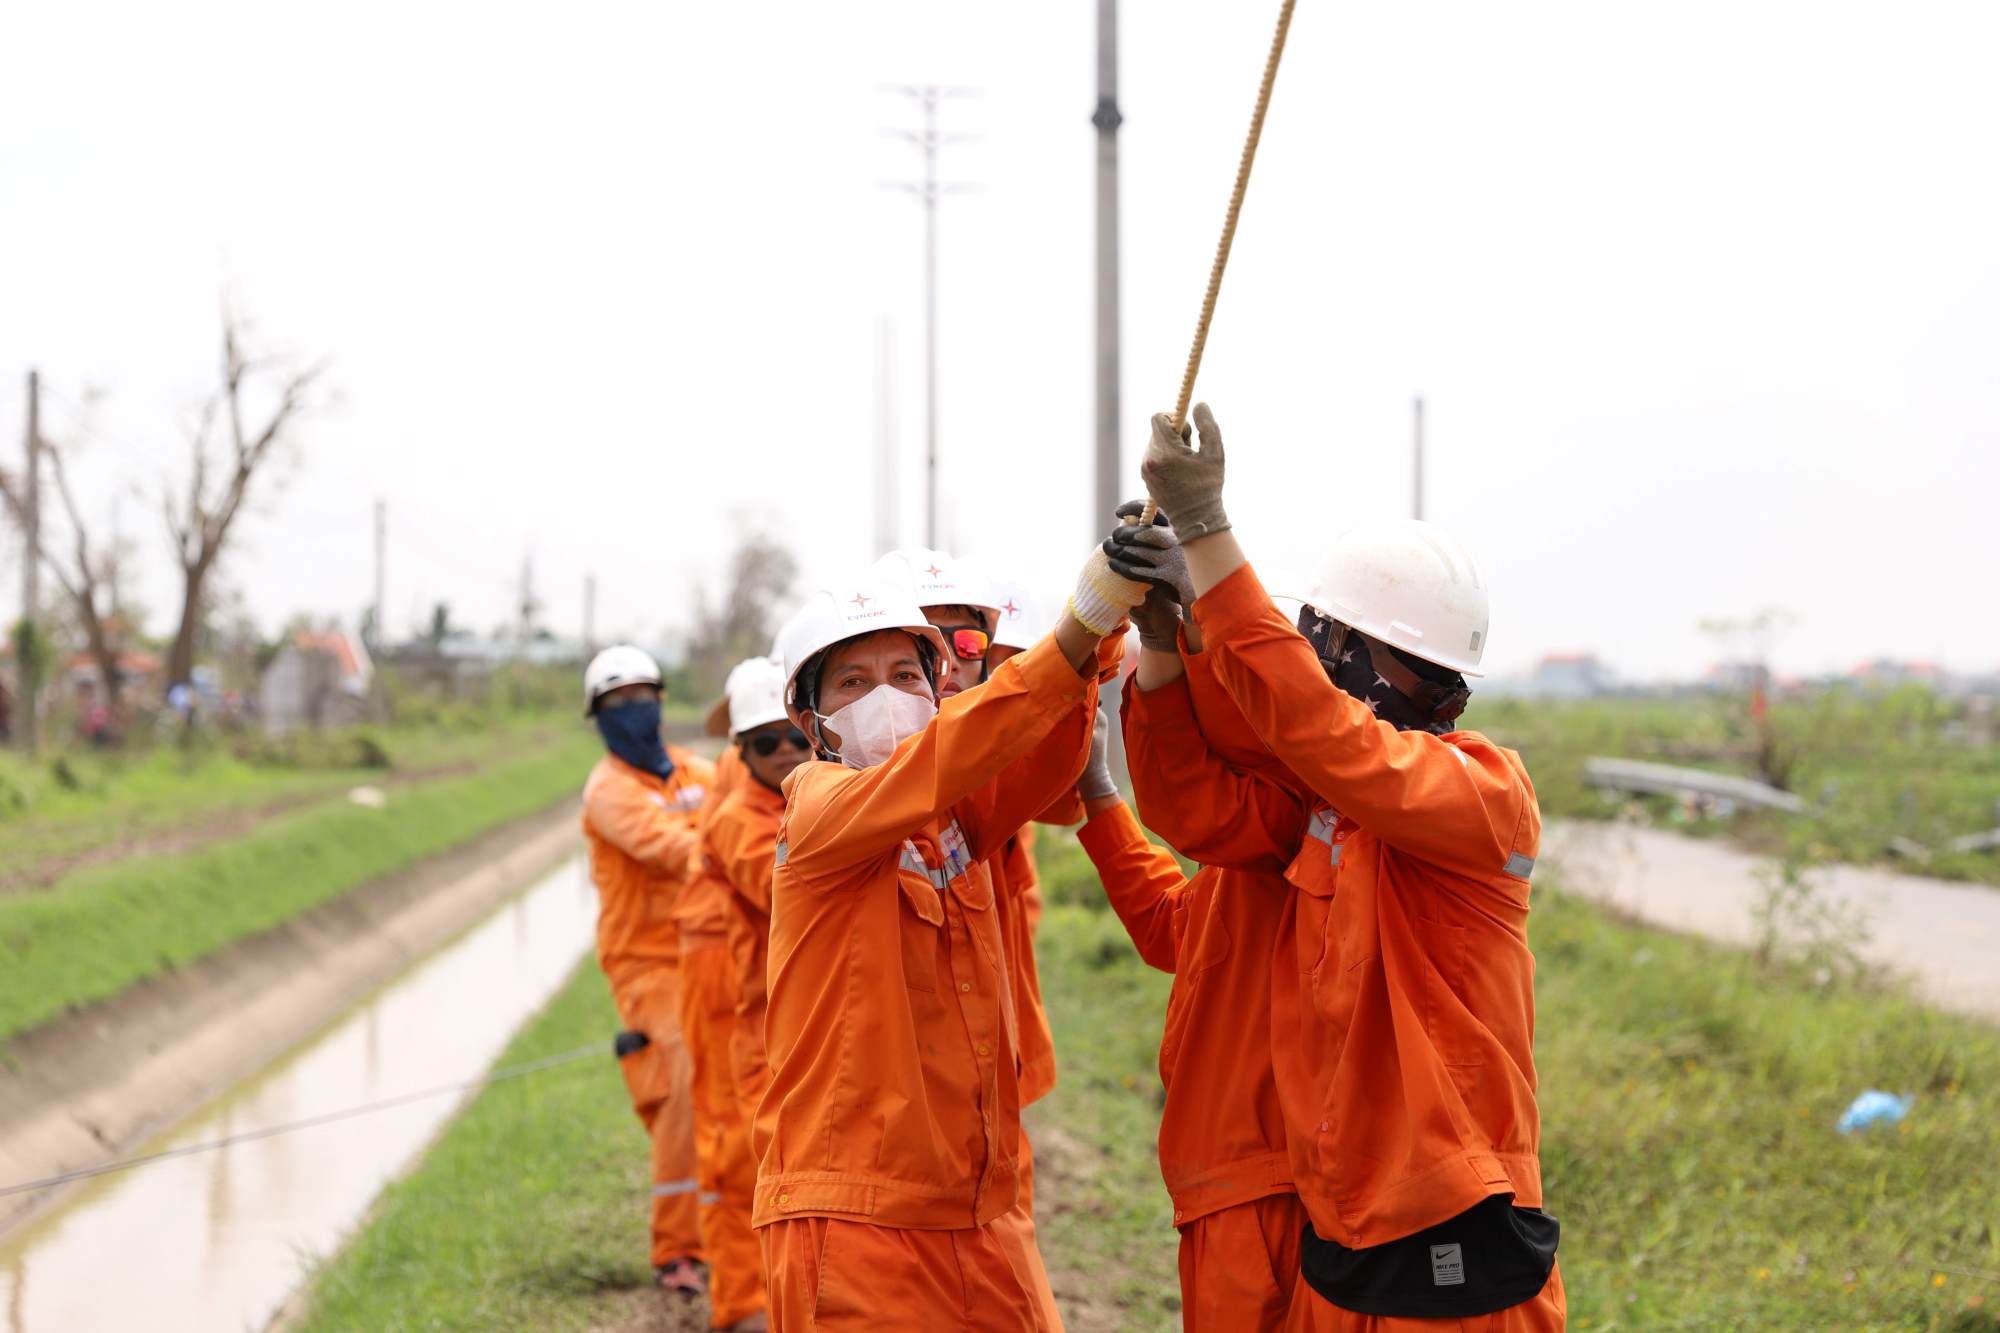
[0,798,582,1237]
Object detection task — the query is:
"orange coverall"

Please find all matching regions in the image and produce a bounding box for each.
[1104,646,1313,1331]
[702,773,785,1129]
[984,802,1079,1329]
[584,744,765,1327]
[1192,563,1564,1331]
[755,632,1117,1331]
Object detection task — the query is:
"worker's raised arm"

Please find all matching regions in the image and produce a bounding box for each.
[954,634,1124,861]
[1124,665,1306,874]
[1196,560,1532,880]
[583,768,702,878]
[1075,794,1193,974]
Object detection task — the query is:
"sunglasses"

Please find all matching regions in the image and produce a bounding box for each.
[942,626,990,660]
[746,727,812,758]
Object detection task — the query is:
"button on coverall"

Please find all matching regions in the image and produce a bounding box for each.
[1192,564,1565,1331]
[755,632,1116,1331]
[1099,643,1314,1331]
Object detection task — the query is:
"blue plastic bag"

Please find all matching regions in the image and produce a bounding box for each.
[1836,1089,1910,1134]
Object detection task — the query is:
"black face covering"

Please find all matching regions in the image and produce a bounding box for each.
[1302,610,1468,736]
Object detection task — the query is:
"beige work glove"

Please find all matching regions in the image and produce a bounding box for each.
[1139,403,1230,539]
[1069,545,1149,636]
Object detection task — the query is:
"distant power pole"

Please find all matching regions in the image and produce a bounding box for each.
[874,319,899,556]
[1412,395,1426,521]
[1093,0,1124,540]
[886,85,976,549]
[18,370,41,755]
[371,499,386,647]
[583,574,597,655]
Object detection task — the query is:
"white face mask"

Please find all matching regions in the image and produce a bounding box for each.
[819,683,938,769]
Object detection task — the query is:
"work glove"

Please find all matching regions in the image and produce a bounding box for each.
[1076,707,1118,801]
[1069,543,1149,637]
[1139,403,1230,539]
[1103,500,1195,607]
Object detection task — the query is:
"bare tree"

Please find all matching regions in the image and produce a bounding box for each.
[685,532,799,694]
[41,441,132,724]
[162,309,327,698]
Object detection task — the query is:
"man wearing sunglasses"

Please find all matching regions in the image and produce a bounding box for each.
[702,657,813,1135]
[869,548,1002,698]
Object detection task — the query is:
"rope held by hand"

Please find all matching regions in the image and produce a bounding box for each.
[1140,0,1298,527]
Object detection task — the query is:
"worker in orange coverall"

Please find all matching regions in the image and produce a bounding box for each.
[871,554,1068,1329]
[700,656,809,1130]
[1113,405,1565,1331]
[1064,508,1317,1330]
[580,644,766,1331]
[753,549,1139,1331]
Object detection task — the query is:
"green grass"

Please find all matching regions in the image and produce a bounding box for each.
[0,727,598,1044]
[294,958,653,1332]
[0,716,578,884]
[291,828,2000,1333]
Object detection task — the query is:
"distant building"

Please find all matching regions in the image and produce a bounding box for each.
[1848,658,1948,690]
[1509,653,1617,699]
[260,627,375,733]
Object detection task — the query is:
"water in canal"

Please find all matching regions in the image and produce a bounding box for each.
[0,856,599,1333]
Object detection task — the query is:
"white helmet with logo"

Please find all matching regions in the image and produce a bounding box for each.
[985,579,1047,653]
[870,549,1001,635]
[776,578,951,711]
[582,643,663,716]
[1304,519,1490,676]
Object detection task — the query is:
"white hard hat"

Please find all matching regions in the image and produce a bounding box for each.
[985,579,1048,653]
[776,578,951,711]
[1304,519,1490,676]
[870,549,1000,635]
[724,655,788,736]
[583,643,663,716]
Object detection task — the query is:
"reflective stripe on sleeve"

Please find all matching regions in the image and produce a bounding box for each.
[652,1178,700,1198]
[1504,852,1536,880]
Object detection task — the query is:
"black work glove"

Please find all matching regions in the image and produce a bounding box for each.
[1102,501,1196,607]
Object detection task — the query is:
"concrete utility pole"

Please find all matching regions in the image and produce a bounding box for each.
[583,574,597,655]
[19,371,42,755]
[1093,0,1124,541]
[1412,395,1426,521]
[371,499,386,648]
[874,318,899,556]
[886,85,975,549]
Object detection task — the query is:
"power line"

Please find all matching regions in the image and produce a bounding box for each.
[0,1042,603,1202]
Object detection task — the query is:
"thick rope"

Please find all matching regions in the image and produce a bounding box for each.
[1141,0,1298,526]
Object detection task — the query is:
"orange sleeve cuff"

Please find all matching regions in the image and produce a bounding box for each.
[1076,798,1148,860]
[1124,670,1197,729]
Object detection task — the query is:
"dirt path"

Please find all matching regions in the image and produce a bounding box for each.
[1543,818,2000,1022]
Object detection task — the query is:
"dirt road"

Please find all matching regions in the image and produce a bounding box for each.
[1543,819,2000,1022]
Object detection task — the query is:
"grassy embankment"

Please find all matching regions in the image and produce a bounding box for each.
[0,722,599,1045]
[1475,688,2000,886]
[292,829,2000,1332]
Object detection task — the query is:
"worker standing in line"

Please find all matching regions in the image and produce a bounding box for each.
[1121,406,1564,1330]
[700,657,808,1131]
[754,551,1140,1331]
[1069,508,1314,1330]
[872,553,1067,1328]
[577,645,715,1303]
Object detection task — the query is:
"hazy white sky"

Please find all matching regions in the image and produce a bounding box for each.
[2,1,1996,680]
